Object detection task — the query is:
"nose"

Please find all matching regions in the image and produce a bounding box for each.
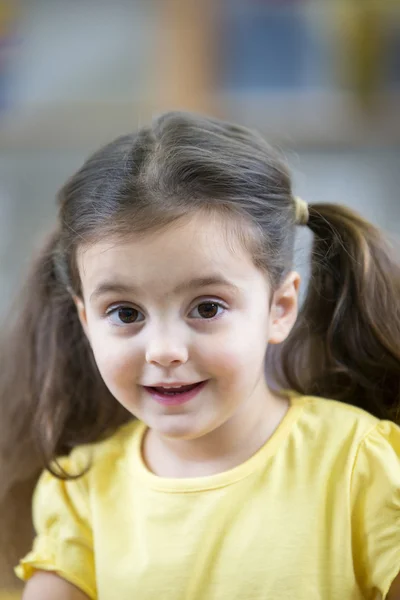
[145,327,189,367]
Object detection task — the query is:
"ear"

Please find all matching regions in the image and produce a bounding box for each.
[268,271,301,345]
[72,295,90,341]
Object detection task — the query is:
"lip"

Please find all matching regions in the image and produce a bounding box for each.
[143,380,208,406]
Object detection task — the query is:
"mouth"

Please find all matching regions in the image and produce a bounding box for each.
[143,381,208,406]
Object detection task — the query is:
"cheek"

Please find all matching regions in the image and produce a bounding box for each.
[88,331,139,390]
[200,322,267,379]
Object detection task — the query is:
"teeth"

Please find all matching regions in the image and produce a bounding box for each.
[153,383,199,393]
[160,385,187,389]
[162,387,181,390]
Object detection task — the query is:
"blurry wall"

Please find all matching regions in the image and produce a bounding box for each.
[1,0,399,318]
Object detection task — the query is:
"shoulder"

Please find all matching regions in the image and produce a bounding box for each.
[35,419,143,510]
[64,419,144,481]
[292,393,383,439]
[290,393,400,465]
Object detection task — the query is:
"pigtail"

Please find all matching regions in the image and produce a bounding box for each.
[0,230,129,588]
[281,203,400,423]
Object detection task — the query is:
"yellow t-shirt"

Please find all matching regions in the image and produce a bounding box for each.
[16,395,400,599]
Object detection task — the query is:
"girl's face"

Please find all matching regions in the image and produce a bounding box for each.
[76,213,299,442]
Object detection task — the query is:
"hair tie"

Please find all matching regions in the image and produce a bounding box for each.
[293,196,309,226]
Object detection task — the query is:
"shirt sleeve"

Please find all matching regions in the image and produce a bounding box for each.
[14,452,96,599]
[351,420,400,599]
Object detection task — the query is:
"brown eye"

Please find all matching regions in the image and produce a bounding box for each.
[107,306,144,325]
[117,307,139,323]
[196,302,220,319]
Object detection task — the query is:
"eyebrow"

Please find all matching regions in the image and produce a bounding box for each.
[89,275,241,303]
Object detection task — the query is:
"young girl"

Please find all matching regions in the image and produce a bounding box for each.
[0,111,399,599]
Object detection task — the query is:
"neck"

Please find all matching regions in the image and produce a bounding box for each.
[142,383,289,478]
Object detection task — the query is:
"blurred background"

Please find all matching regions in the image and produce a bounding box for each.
[0,0,399,318]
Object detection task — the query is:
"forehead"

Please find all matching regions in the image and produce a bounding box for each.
[77,213,265,294]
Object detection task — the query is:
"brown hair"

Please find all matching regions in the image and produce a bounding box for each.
[1,111,399,587]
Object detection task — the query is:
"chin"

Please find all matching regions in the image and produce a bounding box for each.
[150,414,217,441]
